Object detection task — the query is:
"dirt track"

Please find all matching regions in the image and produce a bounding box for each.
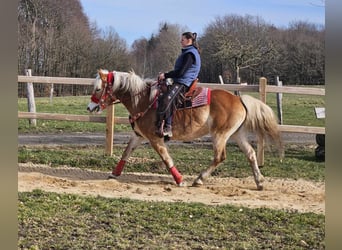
[18,132,324,214]
[18,162,325,214]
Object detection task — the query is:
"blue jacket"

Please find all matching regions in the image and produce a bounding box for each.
[173,45,201,87]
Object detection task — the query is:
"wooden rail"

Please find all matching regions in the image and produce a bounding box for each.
[18,74,325,162]
[18,111,130,124]
[279,125,325,134]
[18,75,93,85]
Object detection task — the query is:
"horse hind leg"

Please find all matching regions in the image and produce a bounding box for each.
[193,135,228,186]
[108,133,144,178]
[233,130,265,190]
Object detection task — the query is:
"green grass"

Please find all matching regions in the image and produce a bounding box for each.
[272,93,324,127]
[18,190,324,249]
[247,92,325,127]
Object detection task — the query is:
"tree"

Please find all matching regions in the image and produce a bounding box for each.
[18,0,131,96]
[275,21,325,84]
[130,22,184,78]
[90,27,130,73]
[199,14,278,84]
[131,38,148,77]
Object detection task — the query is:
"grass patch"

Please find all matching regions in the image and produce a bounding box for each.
[18,190,324,249]
[216,91,325,127]
[18,143,325,182]
[263,92,325,127]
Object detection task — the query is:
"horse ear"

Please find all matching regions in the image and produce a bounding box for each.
[98,69,107,83]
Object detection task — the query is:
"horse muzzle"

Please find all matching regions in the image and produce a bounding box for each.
[87,102,102,114]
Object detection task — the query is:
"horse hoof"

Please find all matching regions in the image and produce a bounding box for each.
[192,178,203,187]
[178,181,187,187]
[108,174,119,179]
[257,184,264,191]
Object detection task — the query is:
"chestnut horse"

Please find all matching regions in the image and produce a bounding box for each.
[87,69,283,190]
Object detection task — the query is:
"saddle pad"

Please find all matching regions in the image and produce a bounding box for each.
[153,87,211,110]
[192,87,211,107]
[181,87,211,109]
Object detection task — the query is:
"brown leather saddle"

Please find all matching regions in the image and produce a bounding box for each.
[184,78,201,98]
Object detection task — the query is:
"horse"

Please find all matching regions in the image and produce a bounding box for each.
[87,69,283,190]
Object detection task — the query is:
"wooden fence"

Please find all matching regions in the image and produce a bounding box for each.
[18,75,325,165]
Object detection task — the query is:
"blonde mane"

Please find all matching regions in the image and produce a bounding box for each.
[113,71,156,107]
[94,69,158,108]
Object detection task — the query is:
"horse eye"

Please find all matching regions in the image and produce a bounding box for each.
[95,88,102,92]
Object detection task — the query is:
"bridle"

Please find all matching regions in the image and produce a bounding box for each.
[91,71,119,110]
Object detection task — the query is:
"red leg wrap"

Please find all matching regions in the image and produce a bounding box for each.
[170,166,183,184]
[112,160,126,176]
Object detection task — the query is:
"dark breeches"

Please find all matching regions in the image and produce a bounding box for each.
[156,83,188,126]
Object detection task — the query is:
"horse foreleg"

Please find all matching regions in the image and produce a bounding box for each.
[109,133,144,178]
[234,132,265,190]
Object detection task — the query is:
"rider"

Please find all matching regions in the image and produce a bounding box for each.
[156,32,201,137]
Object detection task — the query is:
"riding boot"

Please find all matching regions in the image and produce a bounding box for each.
[163,125,173,137]
[163,116,173,137]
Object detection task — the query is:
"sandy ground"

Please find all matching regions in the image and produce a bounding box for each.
[18,162,325,214]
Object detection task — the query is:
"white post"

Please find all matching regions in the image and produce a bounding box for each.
[276,76,283,124]
[235,67,241,96]
[50,83,54,103]
[219,75,224,85]
[26,69,36,126]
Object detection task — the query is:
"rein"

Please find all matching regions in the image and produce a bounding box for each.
[129,93,158,123]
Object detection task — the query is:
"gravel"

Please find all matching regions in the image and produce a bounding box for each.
[18,132,317,146]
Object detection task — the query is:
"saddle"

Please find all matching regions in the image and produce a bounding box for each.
[156,78,210,110]
[184,78,200,98]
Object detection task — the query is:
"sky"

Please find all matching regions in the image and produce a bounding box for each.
[80,0,325,47]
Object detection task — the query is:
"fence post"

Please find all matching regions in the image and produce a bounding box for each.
[105,104,115,156]
[257,77,267,167]
[26,69,36,126]
[49,83,54,104]
[219,75,224,84]
[276,76,283,124]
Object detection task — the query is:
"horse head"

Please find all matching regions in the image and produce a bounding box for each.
[87,69,119,113]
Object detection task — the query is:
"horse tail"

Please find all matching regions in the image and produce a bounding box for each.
[240,94,284,158]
